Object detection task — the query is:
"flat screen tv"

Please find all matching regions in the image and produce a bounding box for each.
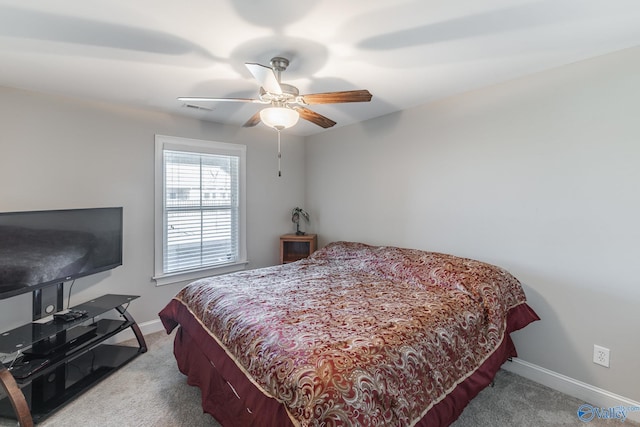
[0,207,123,300]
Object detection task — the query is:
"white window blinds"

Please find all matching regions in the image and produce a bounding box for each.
[163,150,239,273]
[154,135,247,285]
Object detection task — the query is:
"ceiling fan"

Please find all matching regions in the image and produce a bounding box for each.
[178,57,372,130]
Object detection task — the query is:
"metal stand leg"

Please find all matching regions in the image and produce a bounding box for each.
[115,305,147,353]
[0,368,33,427]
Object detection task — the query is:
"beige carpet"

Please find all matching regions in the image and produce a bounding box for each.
[1,330,636,426]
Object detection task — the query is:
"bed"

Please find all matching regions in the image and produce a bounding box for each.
[159,241,539,426]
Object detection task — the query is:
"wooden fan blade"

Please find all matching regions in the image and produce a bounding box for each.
[300,90,372,105]
[242,111,262,127]
[294,107,337,128]
[245,63,282,95]
[177,97,263,103]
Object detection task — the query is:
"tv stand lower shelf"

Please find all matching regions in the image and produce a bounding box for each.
[0,294,147,426]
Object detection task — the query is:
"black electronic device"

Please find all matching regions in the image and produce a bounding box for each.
[6,358,50,380]
[53,309,88,323]
[23,324,98,359]
[0,207,123,301]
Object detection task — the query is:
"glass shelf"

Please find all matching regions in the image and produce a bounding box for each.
[0,294,138,355]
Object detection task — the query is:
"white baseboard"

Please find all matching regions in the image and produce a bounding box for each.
[106,318,166,345]
[503,358,640,423]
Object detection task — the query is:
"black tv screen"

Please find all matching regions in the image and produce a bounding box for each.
[0,207,123,300]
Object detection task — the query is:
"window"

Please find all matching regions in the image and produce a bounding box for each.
[154,135,247,286]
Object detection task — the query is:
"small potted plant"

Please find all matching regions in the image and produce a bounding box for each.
[291,207,310,235]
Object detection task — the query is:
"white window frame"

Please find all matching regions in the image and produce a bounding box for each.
[153,135,247,286]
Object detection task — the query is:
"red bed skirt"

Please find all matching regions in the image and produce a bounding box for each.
[160,301,539,426]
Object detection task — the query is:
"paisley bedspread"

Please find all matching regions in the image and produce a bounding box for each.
[160,241,539,426]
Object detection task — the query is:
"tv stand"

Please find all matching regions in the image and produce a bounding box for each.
[0,294,147,426]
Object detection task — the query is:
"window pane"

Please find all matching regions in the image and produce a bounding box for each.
[163,149,239,274]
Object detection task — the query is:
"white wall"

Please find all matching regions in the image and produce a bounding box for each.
[0,86,305,332]
[305,46,640,402]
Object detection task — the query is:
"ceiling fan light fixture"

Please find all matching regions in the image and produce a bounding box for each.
[260,107,299,130]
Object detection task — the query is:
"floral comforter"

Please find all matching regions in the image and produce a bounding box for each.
[166,241,536,426]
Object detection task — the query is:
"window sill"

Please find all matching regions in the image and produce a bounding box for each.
[153,260,249,287]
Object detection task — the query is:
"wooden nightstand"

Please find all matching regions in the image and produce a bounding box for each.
[280,234,317,264]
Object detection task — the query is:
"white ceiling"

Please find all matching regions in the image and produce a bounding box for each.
[1,0,639,136]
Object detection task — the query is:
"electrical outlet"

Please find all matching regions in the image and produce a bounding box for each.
[593,345,610,368]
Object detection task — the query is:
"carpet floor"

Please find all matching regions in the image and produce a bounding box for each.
[1,330,636,426]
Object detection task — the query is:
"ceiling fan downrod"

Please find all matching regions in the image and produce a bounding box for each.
[270,57,289,83]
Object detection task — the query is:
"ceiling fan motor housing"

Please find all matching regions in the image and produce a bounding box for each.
[259,84,299,105]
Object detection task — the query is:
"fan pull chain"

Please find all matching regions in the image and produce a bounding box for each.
[277,129,282,177]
